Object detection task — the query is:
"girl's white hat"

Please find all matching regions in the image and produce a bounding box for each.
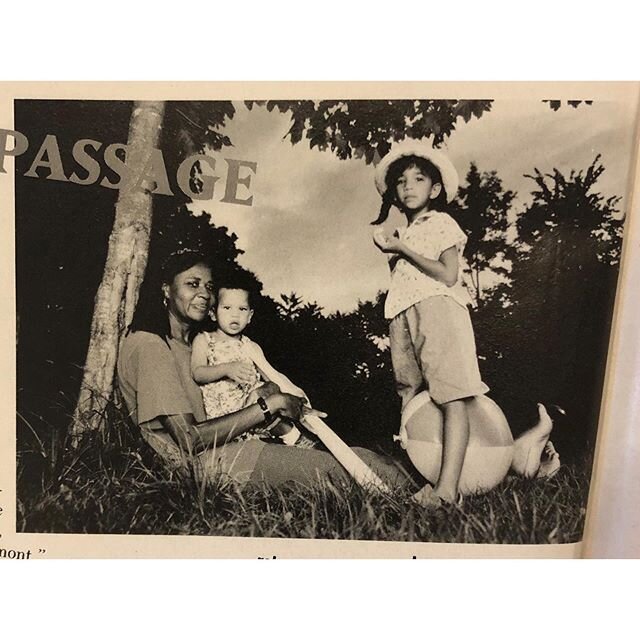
[374,140,459,203]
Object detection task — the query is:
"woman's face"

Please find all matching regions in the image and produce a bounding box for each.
[163,263,214,324]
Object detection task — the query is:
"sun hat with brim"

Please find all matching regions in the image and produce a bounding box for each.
[375,140,459,203]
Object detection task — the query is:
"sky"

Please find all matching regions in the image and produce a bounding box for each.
[191,99,638,314]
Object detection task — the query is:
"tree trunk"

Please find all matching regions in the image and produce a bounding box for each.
[72,101,165,438]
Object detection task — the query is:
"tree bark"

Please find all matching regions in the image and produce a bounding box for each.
[72,101,165,438]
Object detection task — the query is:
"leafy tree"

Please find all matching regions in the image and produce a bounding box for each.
[517,156,623,264]
[247,99,493,160]
[479,156,623,454]
[72,101,166,437]
[72,101,236,436]
[543,100,593,111]
[450,163,517,306]
[276,293,312,321]
[246,289,399,448]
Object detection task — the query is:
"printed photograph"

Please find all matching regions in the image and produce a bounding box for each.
[13,94,637,544]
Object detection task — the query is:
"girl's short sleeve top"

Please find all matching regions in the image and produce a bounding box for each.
[384,210,473,320]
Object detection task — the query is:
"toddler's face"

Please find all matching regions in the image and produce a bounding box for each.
[395,165,440,212]
[215,288,253,336]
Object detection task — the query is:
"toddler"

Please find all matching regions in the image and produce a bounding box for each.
[191,273,315,447]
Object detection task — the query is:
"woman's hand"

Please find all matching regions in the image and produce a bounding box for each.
[268,393,305,421]
[254,381,281,398]
[225,361,257,385]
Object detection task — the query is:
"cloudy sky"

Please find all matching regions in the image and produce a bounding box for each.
[191,98,637,313]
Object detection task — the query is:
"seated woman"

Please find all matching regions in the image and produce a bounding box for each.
[117,249,407,488]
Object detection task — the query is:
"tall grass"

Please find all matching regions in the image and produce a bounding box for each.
[16,401,590,544]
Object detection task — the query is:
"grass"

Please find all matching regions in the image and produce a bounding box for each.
[16,410,590,544]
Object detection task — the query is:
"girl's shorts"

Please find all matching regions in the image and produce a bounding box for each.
[389,295,489,408]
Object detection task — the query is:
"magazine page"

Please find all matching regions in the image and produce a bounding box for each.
[582,114,640,558]
[1,81,637,559]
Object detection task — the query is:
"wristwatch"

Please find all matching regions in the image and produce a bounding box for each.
[257,397,272,424]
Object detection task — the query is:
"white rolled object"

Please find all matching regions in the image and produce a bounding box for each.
[400,392,514,495]
[303,415,392,493]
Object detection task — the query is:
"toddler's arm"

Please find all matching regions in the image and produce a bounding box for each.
[191,333,255,385]
[242,339,308,401]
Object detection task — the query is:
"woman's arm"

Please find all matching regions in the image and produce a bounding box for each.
[157,392,304,454]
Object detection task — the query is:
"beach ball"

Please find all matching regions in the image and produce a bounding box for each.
[398,391,514,495]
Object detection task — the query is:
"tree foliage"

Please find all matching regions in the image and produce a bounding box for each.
[518,156,623,264]
[450,163,517,305]
[543,100,593,112]
[475,156,622,453]
[246,99,493,161]
[163,101,235,160]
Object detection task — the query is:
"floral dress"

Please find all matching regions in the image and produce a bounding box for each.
[200,333,263,418]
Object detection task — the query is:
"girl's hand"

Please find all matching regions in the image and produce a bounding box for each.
[373,228,405,254]
[226,361,256,385]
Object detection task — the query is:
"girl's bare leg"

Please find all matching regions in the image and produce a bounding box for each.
[413,398,470,505]
[537,440,561,478]
[511,403,555,478]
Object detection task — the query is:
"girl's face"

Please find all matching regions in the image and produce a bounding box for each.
[395,165,441,214]
[214,288,254,337]
[163,263,214,325]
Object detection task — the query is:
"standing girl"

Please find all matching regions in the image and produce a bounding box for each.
[372,140,489,506]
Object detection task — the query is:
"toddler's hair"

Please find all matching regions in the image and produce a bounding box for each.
[214,268,260,309]
[372,154,447,225]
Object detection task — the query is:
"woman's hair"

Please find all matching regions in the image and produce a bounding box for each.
[128,249,214,343]
[371,154,448,225]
